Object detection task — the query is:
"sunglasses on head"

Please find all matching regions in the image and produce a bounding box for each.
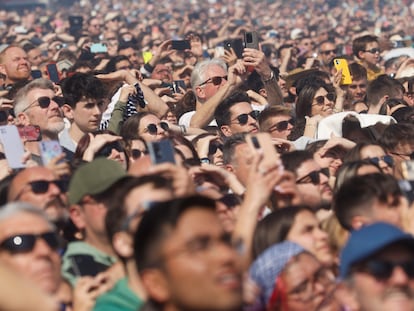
[296,167,329,185]
[313,93,336,105]
[357,259,414,280]
[0,232,59,254]
[321,49,336,55]
[199,76,228,87]
[208,142,223,155]
[96,141,124,158]
[269,118,295,132]
[23,96,65,112]
[234,110,260,125]
[131,148,148,159]
[367,155,394,167]
[364,48,380,54]
[145,122,169,135]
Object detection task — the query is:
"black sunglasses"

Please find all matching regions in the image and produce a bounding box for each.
[199,76,228,87]
[0,231,59,254]
[146,122,169,135]
[96,141,124,158]
[364,48,380,54]
[131,148,148,159]
[208,142,223,155]
[358,259,414,280]
[23,96,65,112]
[313,93,336,105]
[25,180,67,195]
[367,155,394,167]
[219,193,241,208]
[321,49,336,55]
[269,118,295,132]
[296,168,329,185]
[233,110,260,125]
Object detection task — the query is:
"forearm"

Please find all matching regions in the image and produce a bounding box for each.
[262,73,284,106]
[107,101,127,135]
[139,82,169,118]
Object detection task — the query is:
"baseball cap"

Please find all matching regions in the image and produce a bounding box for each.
[68,158,127,205]
[340,222,414,279]
[250,241,304,307]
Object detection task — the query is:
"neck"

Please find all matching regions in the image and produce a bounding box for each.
[68,124,88,145]
[126,260,147,299]
[84,233,116,257]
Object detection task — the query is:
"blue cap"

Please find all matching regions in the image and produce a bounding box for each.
[249,241,305,307]
[340,222,414,279]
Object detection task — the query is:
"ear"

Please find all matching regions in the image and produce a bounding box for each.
[141,269,171,303]
[195,86,205,101]
[259,88,267,98]
[16,112,31,126]
[358,50,365,59]
[62,104,74,120]
[220,125,232,137]
[69,204,86,231]
[351,215,369,231]
[225,164,235,174]
[289,86,297,96]
[0,64,6,76]
[112,231,134,259]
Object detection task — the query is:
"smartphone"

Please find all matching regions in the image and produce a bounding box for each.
[142,51,153,64]
[69,15,83,38]
[223,38,244,59]
[70,255,108,277]
[244,31,259,50]
[46,63,60,83]
[172,80,186,93]
[401,160,414,180]
[90,43,108,54]
[246,133,280,172]
[171,40,191,50]
[39,140,62,166]
[56,59,73,72]
[0,125,25,169]
[17,125,41,141]
[148,139,176,164]
[333,58,352,85]
[31,70,42,79]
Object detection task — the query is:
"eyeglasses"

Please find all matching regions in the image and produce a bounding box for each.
[367,155,394,167]
[0,231,59,254]
[321,49,336,55]
[391,151,414,160]
[145,122,169,135]
[268,118,295,132]
[208,142,223,155]
[364,48,380,54]
[23,96,65,112]
[131,148,148,159]
[313,93,336,106]
[356,259,414,280]
[232,110,260,125]
[296,168,329,185]
[96,141,124,158]
[198,76,228,87]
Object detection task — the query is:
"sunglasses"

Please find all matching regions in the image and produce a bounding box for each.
[145,122,169,135]
[233,110,260,125]
[321,49,336,55]
[367,155,394,167]
[131,148,148,159]
[0,109,14,122]
[17,180,67,199]
[199,76,228,87]
[296,167,329,185]
[313,93,336,106]
[0,231,59,254]
[219,193,241,208]
[96,141,124,158]
[269,118,295,132]
[364,48,380,54]
[357,259,414,280]
[208,142,223,155]
[23,96,65,112]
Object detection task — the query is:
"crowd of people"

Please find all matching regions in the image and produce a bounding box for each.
[1,0,414,310]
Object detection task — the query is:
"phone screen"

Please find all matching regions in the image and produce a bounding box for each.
[171,40,191,50]
[46,64,60,83]
[148,139,176,164]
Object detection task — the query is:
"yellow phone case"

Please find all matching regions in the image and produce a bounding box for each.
[333,58,352,85]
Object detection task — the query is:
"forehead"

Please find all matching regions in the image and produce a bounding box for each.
[15,167,55,185]
[26,88,55,102]
[4,47,26,58]
[314,87,328,97]
[320,42,335,50]
[206,64,226,77]
[0,212,50,240]
[296,159,320,177]
[283,252,321,285]
[140,114,161,125]
[229,102,253,116]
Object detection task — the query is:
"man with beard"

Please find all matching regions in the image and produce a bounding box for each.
[340,222,414,311]
[0,45,31,87]
[7,166,68,229]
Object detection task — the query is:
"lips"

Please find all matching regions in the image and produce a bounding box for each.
[216,271,242,290]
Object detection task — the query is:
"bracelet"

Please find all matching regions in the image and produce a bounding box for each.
[179,125,187,135]
[262,71,274,83]
[200,157,210,164]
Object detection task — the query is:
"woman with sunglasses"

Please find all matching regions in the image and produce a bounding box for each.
[344,142,394,176]
[121,112,168,143]
[290,80,337,140]
[74,130,128,170]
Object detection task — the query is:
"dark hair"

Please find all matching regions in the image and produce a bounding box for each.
[258,106,292,132]
[60,73,107,108]
[134,195,216,272]
[348,62,367,81]
[352,35,378,59]
[366,75,404,109]
[252,205,313,260]
[222,133,246,165]
[344,142,386,163]
[104,55,131,73]
[120,112,152,140]
[379,122,414,152]
[333,173,402,231]
[280,150,314,174]
[214,91,251,127]
[378,97,408,115]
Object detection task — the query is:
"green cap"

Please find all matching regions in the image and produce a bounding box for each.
[68,158,127,205]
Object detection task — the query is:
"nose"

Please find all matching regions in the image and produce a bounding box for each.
[48,182,61,196]
[389,266,410,286]
[33,237,55,256]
